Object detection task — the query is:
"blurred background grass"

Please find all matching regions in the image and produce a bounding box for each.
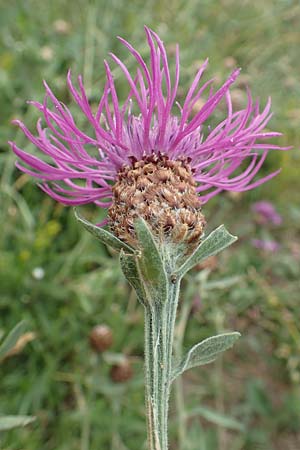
[0,0,300,449]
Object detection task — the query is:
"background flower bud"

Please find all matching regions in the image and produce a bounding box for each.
[89,324,113,353]
[110,359,133,383]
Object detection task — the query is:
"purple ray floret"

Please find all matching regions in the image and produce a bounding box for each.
[10,27,287,208]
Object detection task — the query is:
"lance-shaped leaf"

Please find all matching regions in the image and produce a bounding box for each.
[120,250,147,306]
[171,332,241,382]
[0,321,27,361]
[134,218,168,305]
[176,225,237,278]
[0,415,36,431]
[74,209,134,254]
[186,406,244,431]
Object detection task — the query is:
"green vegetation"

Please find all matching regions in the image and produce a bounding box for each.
[1,0,299,449]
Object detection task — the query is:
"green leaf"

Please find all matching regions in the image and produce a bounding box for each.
[204,275,242,290]
[0,415,36,431]
[176,225,237,278]
[74,209,134,254]
[0,321,27,361]
[134,218,168,305]
[119,250,147,306]
[186,406,245,431]
[171,332,241,381]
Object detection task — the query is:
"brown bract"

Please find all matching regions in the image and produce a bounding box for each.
[108,154,206,247]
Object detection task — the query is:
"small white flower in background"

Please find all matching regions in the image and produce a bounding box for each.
[32,267,45,280]
[53,19,71,34]
[40,46,54,61]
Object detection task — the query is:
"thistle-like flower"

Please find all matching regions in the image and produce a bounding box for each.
[251,200,282,226]
[251,238,280,253]
[10,27,286,246]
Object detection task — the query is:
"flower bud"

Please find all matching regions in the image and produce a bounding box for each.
[110,359,133,383]
[109,154,206,248]
[89,324,113,353]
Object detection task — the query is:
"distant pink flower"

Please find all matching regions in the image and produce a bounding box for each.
[10,27,287,209]
[251,238,280,253]
[252,201,282,225]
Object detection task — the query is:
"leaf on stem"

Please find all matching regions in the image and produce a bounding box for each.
[74,209,134,253]
[0,415,35,431]
[171,332,241,382]
[0,321,27,362]
[176,225,237,278]
[134,218,168,305]
[186,406,245,431]
[119,250,147,306]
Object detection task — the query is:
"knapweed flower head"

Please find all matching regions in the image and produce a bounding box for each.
[251,238,280,253]
[10,27,286,246]
[251,201,282,226]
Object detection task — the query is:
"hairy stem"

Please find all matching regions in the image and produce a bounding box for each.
[144,281,180,450]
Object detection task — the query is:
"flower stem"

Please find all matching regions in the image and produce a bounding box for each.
[144,281,180,450]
